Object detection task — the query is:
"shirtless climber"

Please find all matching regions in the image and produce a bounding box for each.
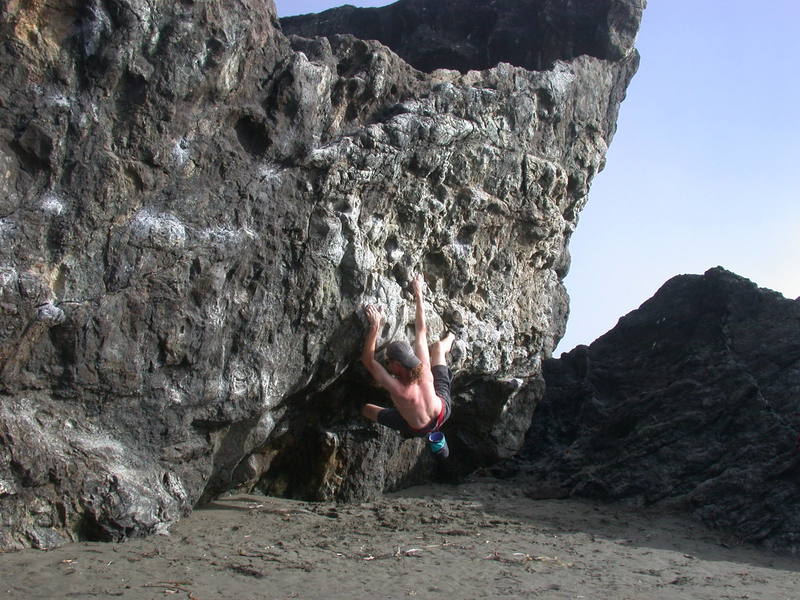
[361,273,455,438]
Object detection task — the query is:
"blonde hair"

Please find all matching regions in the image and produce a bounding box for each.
[408,363,423,384]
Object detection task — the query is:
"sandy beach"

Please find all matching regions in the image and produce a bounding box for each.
[2,476,798,600]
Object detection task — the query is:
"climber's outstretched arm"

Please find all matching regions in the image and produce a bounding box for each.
[412,274,430,366]
[361,304,405,398]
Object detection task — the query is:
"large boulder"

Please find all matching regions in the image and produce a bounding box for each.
[0,0,642,549]
[511,267,800,553]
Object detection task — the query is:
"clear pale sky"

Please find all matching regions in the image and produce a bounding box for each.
[276,1,800,353]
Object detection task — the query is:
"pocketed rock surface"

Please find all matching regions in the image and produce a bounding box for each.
[0,0,641,548]
[1,478,798,600]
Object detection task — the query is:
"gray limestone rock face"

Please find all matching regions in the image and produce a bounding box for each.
[508,267,800,554]
[0,0,642,548]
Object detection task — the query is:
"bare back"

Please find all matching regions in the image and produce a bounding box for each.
[389,368,442,430]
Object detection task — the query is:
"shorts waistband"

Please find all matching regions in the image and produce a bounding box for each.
[408,400,446,435]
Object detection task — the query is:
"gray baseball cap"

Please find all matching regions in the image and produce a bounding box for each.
[386,340,421,369]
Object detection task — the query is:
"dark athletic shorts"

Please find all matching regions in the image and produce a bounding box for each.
[377,365,452,438]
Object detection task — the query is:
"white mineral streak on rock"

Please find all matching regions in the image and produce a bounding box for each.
[171,138,190,166]
[198,225,255,253]
[168,387,184,405]
[258,163,282,183]
[0,477,15,496]
[40,193,65,216]
[548,61,576,101]
[218,43,242,94]
[129,209,186,250]
[36,302,65,325]
[47,94,70,109]
[0,265,18,291]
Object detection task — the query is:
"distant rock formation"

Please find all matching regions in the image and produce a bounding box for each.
[0,0,641,549]
[282,0,642,73]
[509,267,800,553]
